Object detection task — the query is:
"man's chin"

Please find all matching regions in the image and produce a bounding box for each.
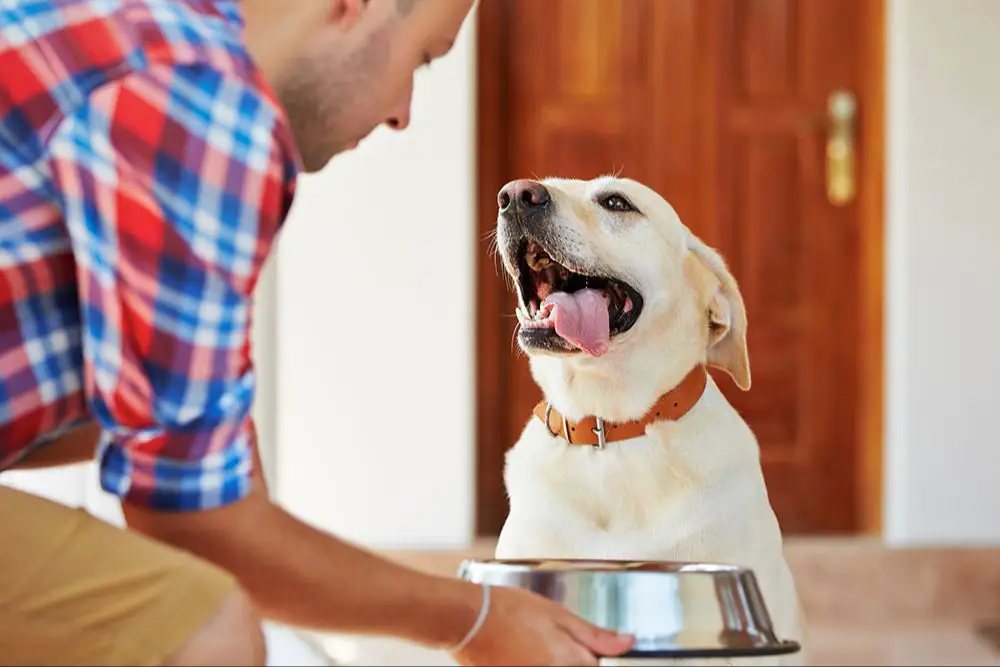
[298,150,330,174]
[296,133,369,172]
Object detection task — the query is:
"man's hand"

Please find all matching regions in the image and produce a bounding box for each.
[453,586,634,666]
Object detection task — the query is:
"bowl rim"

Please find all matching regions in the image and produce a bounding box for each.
[623,640,802,659]
[458,558,751,575]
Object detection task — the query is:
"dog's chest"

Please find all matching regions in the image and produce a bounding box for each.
[542,511,738,565]
[514,478,743,563]
[503,426,775,566]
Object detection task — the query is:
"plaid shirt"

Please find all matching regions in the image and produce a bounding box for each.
[0,0,299,510]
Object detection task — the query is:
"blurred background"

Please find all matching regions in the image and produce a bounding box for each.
[266,0,999,551]
[4,0,999,664]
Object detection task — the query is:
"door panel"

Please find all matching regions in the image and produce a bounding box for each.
[476,0,876,536]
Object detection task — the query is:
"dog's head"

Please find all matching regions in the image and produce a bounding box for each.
[495,175,750,415]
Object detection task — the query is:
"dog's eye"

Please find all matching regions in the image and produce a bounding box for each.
[599,194,635,213]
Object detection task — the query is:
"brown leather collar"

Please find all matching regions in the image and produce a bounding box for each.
[532,365,708,448]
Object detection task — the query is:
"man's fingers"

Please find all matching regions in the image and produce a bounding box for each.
[558,613,635,657]
[559,646,600,666]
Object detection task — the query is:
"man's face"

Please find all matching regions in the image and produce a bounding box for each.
[275,0,473,172]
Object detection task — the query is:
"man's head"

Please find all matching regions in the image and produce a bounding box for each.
[246,0,474,172]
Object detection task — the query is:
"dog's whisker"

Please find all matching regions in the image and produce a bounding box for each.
[509,322,522,356]
[492,245,504,279]
[484,234,510,283]
[484,233,498,253]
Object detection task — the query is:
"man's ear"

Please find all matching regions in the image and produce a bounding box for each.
[331,0,366,26]
[687,233,751,391]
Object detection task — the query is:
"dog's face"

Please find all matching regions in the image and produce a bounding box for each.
[495,175,751,397]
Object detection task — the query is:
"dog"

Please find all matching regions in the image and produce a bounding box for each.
[491,176,806,665]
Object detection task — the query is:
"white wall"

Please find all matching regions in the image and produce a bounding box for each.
[273,18,477,548]
[882,0,1000,545]
[253,256,280,485]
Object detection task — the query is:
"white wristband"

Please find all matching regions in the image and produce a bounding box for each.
[449,583,491,654]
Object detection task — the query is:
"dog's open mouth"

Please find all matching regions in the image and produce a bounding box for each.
[514,239,643,356]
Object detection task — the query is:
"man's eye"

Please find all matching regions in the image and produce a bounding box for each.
[599,194,635,212]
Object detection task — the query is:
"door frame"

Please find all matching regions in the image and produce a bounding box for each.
[856,0,886,536]
[473,0,886,537]
[473,0,510,538]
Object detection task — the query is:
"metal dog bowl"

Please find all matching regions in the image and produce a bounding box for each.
[458,559,801,659]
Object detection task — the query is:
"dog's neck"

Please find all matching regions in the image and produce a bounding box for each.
[530,344,706,423]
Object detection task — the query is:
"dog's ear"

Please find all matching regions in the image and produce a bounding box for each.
[687,234,751,391]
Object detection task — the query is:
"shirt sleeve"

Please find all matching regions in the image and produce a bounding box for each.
[46,63,294,511]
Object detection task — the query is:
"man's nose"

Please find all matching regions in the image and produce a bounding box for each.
[498,179,551,214]
[385,88,413,131]
[385,109,409,131]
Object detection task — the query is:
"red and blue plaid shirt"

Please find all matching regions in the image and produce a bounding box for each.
[0,0,299,510]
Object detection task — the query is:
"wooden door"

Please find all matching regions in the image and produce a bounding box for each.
[475,0,884,536]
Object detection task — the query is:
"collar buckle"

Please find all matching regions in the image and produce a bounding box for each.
[591,417,607,449]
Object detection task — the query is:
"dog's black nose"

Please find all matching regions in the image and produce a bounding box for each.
[498,179,550,214]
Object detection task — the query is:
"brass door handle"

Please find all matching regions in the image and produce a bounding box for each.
[826,89,857,206]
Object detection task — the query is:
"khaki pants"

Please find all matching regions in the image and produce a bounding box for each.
[0,485,236,665]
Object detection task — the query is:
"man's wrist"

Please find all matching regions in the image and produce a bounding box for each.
[404,573,483,650]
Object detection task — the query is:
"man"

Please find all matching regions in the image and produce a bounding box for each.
[0,0,636,665]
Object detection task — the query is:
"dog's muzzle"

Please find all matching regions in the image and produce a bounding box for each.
[498,179,551,220]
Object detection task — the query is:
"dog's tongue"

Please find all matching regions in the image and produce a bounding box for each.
[543,289,610,357]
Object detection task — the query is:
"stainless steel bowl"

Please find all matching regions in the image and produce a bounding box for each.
[458,559,800,659]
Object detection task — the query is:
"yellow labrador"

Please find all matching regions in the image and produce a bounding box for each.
[492,176,806,666]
